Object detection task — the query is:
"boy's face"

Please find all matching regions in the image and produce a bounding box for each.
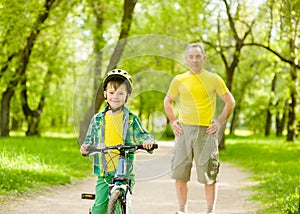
[104,82,129,110]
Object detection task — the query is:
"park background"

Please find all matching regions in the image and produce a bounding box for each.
[0,0,299,213]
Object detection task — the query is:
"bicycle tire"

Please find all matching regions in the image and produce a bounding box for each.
[107,190,126,214]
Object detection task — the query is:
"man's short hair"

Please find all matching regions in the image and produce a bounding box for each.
[185,43,205,56]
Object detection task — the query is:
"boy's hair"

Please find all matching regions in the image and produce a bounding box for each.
[103,69,133,94]
[105,77,131,94]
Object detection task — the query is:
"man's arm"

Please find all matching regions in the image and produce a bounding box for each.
[164,95,177,124]
[164,95,182,136]
[206,91,235,134]
[217,91,236,125]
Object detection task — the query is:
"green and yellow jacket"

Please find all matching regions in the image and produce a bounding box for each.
[83,105,154,176]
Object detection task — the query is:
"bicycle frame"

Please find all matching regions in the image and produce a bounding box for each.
[108,153,133,213]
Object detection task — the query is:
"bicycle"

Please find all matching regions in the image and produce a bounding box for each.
[81,143,158,214]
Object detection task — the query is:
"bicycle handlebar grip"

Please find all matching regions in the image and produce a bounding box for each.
[136,143,158,151]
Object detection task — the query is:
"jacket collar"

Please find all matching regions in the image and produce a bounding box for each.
[98,105,131,118]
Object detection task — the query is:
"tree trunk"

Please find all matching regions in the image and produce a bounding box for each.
[107,0,137,71]
[1,86,16,136]
[20,70,52,136]
[276,101,287,137]
[265,110,272,136]
[78,87,105,144]
[78,1,105,144]
[229,104,239,135]
[286,90,297,142]
[286,35,298,142]
[216,0,254,150]
[25,115,41,136]
[11,117,20,131]
[78,0,137,144]
[265,73,277,136]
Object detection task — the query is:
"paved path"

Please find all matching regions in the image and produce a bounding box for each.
[0,142,259,214]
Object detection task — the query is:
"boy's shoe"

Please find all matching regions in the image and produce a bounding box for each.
[176,211,186,214]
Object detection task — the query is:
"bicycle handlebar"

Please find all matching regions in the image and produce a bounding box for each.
[83,143,158,157]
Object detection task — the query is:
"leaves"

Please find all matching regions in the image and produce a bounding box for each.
[0,0,299,140]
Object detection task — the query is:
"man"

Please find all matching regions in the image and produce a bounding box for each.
[164,43,235,214]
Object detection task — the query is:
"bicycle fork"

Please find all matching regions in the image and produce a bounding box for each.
[109,182,132,214]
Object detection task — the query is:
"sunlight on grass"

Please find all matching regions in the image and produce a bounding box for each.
[221,135,300,213]
[0,136,92,201]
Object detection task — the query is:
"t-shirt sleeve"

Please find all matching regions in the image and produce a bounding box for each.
[167,77,180,99]
[215,75,229,96]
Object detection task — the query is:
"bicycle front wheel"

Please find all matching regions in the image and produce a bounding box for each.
[107,190,126,214]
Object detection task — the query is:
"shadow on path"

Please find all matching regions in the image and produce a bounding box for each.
[0,142,260,214]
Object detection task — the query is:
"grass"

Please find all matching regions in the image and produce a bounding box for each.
[0,136,92,201]
[0,135,299,213]
[221,135,300,213]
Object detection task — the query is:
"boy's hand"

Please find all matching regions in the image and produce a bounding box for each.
[142,139,154,150]
[80,144,89,155]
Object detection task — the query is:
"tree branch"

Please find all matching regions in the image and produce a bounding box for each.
[244,42,300,69]
[107,0,137,71]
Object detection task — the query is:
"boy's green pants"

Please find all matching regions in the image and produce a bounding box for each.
[91,173,135,214]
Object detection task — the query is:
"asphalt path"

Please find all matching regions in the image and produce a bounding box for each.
[0,142,260,214]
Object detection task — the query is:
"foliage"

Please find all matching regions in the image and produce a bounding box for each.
[221,135,300,213]
[0,136,92,201]
[0,0,299,141]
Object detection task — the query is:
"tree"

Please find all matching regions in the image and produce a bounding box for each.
[0,0,56,136]
[1,0,298,140]
[20,69,52,136]
[201,0,256,148]
[245,0,299,142]
[78,0,138,144]
[265,73,277,136]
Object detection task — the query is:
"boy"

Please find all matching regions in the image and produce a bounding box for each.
[80,69,155,213]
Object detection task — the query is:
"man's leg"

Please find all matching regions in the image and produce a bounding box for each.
[176,180,188,213]
[205,183,218,213]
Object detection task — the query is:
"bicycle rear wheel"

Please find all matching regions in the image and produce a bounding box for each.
[107,190,126,214]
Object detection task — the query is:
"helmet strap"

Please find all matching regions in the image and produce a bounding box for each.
[109,105,124,113]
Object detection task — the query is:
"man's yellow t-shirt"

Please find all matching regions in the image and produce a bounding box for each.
[104,112,123,172]
[167,70,229,126]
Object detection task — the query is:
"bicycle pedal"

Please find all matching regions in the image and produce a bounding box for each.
[81,193,95,200]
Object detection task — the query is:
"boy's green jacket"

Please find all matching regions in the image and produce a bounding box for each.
[83,105,154,176]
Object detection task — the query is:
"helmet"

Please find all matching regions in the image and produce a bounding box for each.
[102,69,133,93]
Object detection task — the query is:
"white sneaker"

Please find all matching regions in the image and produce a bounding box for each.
[207,212,215,214]
[176,211,186,214]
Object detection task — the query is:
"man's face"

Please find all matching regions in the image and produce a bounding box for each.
[185,46,206,72]
[104,82,128,110]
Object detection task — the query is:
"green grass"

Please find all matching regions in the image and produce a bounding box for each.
[1,135,299,213]
[221,135,300,213]
[0,136,92,201]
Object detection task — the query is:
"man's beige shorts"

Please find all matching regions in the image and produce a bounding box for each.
[171,125,220,184]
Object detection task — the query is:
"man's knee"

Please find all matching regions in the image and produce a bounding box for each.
[176,180,188,186]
